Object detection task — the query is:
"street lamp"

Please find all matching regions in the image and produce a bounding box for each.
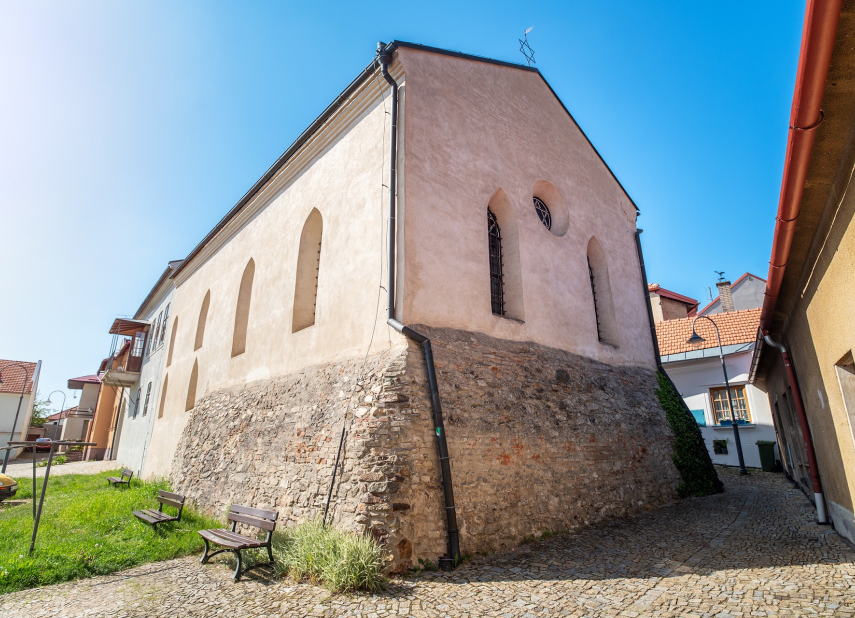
[1,363,32,473]
[687,316,748,475]
[45,390,67,439]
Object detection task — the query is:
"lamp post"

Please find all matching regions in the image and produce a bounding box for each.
[1,363,32,473]
[45,390,67,439]
[687,316,748,475]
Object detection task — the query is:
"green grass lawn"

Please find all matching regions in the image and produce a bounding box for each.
[0,470,221,594]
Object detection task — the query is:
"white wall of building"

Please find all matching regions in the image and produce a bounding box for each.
[664,350,778,469]
[116,287,174,475]
[0,363,40,459]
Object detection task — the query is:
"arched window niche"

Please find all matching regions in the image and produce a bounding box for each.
[487,189,524,321]
[292,208,323,333]
[185,360,199,412]
[586,236,620,346]
[194,291,210,351]
[158,375,169,418]
[231,258,255,357]
[166,317,178,367]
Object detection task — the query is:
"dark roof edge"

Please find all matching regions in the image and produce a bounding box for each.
[172,52,384,278]
[134,261,183,319]
[173,40,639,279]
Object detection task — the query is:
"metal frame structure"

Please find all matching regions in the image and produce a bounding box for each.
[6,440,96,553]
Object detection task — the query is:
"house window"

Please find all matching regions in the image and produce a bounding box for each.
[131,331,146,358]
[142,382,152,416]
[710,385,751,425]
[292,209,323,332]
[133,389,140,419]
[533,196,551,230]
[587,257,601,340]
[488,208,504,316]
[160,303,170,345]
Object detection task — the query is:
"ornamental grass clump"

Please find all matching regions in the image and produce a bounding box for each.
[271,518,385,592]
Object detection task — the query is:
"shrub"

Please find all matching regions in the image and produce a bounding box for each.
[655,371,723,497]
[270,519,385,592]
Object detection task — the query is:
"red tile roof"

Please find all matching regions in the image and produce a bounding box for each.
[46,406,78,421]
[68,374,101,390]
[0,359,38,395]
[648,284,699,307]
[655,308,761,356]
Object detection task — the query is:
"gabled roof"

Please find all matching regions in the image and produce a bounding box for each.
[697,272,766,315]
[68,374,100,390]
[46,406,78,422]
[648,284,699,315]
[655,308,761,357]
[172,40,638,280]
[0,359,38,395]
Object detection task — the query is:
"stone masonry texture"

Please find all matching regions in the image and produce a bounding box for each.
[171,327,681,572]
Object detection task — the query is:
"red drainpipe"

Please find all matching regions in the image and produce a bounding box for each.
[759,0,842,524]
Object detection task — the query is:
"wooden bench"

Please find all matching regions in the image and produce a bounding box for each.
[106,468,134,487]
[198,504,278,581]
[133,490,185,527]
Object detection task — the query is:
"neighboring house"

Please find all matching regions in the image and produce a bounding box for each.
[750,2,855,544]
[0,358,41,460]
[656,308,777,469]
[110,41,684,571]
[82,337,136,461]
[697,273,766,316]
[648,284,698,322]
[113,261,180,475]
[42,406,84,441]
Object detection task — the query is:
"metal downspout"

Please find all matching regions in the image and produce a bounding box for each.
[378,42,460,568]
[763,335,828,523]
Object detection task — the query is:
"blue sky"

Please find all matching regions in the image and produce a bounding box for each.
[0,1,805,412]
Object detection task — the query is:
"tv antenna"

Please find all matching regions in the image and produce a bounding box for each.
[519,27,535,66]
[715,271,726,282]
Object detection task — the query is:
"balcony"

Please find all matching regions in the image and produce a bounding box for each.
[101,318,150,387]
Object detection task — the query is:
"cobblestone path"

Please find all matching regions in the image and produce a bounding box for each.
[2,469,854,617]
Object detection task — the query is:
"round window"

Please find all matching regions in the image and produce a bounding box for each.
[533,196,551,230]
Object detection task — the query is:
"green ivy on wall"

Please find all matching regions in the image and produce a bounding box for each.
[655,371,724,497]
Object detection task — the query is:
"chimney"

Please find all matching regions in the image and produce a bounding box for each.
[717,280,735,312]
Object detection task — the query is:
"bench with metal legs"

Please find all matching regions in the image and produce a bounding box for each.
[198,504,278,581]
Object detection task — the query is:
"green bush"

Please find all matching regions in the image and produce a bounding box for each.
[655,371,723,497]
[269,519,385,592]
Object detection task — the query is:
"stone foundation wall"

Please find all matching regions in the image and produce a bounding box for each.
[171,327,680,572]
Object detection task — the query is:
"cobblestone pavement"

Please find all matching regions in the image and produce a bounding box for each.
[4,459,121,479]
[2,468,854,617]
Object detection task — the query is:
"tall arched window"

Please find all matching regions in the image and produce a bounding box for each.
[232,258,255,357]
[586,236,619,346]
[487,190,524,320]
[194,291,210,351]
[185,360,199,412]
[292,208,323,332]
[158,375,169,418]
[488,208,504,315]
[166,317,178,367]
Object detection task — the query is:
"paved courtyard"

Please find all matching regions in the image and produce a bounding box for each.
[2,468,854,617]
[4,459,120,479]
